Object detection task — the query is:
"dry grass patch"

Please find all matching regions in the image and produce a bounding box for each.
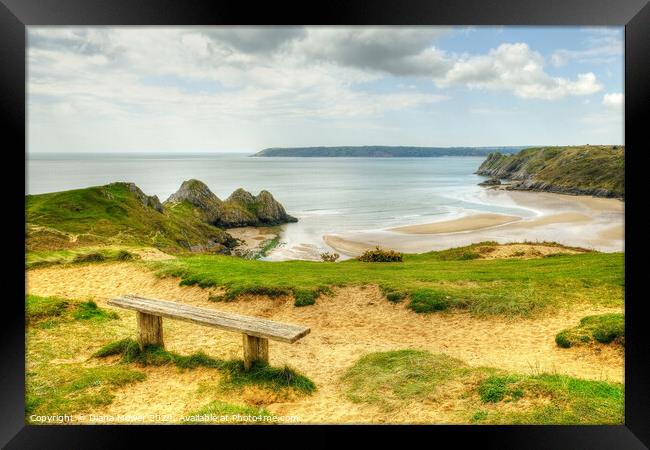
[341,349,623,424]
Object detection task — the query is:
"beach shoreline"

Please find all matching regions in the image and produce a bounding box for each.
[389,213,521,235]
[321,190,624,257]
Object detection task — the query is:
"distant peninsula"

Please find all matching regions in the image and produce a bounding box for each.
[252,146,530,158]
[476,145,624,199]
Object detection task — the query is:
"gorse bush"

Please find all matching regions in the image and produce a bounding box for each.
[320,252,340,262]
[73,252,105,263]
[357,247,403,262]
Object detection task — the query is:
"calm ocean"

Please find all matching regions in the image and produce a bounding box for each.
[27,153,536,259]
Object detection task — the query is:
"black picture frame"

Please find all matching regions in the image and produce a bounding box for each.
[3,0,649,447]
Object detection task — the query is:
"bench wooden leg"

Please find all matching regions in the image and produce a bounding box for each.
[243,334,269,370]
[137,311,164,350]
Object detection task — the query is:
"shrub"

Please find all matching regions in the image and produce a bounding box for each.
[320,252,340,262]
[73,252,105,263]
[555,313,624,348]
[357,247,403,262]
[386,291,407,303]
[116,250,134,261]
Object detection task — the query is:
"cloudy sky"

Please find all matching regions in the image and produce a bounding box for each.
[27,26,624,153]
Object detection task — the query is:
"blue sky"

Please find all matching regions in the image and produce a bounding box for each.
[27,26,624,153]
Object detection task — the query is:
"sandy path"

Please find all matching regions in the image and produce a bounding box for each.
[26,262,624,424]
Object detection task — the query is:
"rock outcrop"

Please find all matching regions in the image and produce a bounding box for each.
[476,146,624,199]
[124,182,163,213]
[478,177,501,187]
[164,179,297,228]
[27,181,237,253]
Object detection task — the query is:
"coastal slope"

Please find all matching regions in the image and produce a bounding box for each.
[253,146,528,157]
[476,145,624,198]
[26,180,295,254]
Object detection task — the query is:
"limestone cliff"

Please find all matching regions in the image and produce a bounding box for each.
[164,179,297,228]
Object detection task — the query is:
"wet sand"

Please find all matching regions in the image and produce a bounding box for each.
[389,213,520,234]
[227,226,278,255]
[323,190,624,257]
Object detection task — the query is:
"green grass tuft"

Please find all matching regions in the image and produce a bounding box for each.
[478,375,524,403]
[184,400,274,424]
[474,373,624,424]
[73,301,119,321]
[26,247,140,269]
[26,365,145,419]
[26,295,69,323]
[555,313,624,348]
[94,338,315,394]
[293,289,317,307]
[341,349,623,424]
[341,350,472,411]
[26,295,118,327]
[409,289,469,313]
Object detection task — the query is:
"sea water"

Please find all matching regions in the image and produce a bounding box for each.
[27,153,537,259]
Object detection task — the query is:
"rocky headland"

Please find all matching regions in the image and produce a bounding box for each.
[476,145,624,199]
[164,179,297,228]
[26,180,296,255]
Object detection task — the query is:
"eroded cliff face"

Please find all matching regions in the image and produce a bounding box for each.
[475,146,624,199]
[125,182,164,213]
[164,179,297,227]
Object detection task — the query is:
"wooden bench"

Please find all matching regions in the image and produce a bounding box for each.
[108,294,310,369]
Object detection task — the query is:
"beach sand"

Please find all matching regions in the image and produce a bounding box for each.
[323,191,624,257]
[227,226,278,255]
[389,213,520,234]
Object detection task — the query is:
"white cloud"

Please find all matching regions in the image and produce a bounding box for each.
[293,27,452,76]
[602,92,624,109]
[438,43,603,99]
[26,27,619,152]
[551,28,622,67]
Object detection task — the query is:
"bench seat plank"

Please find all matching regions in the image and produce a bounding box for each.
[108,295,310,343]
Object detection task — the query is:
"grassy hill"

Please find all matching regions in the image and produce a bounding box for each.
[26,182,236,253]
[253,146,528,157]
[154,243,623,317]
[476,145,624,198]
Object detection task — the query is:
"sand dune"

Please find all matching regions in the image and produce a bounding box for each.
[27,262,623,424]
